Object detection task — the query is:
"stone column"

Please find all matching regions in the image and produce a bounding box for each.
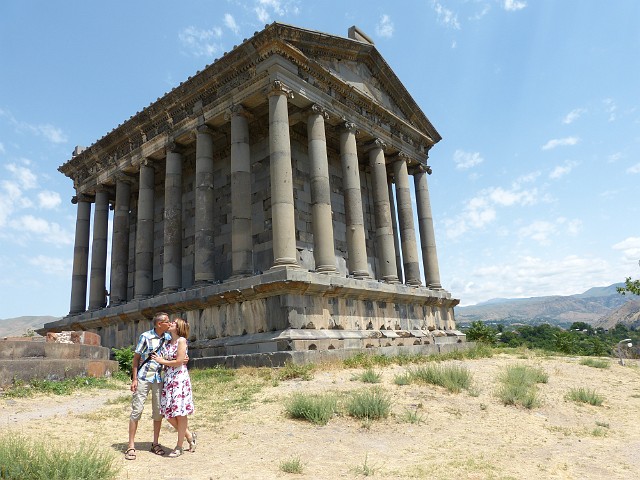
[163,143,183,292]
[268,80,298,268]
[388,181,404,283]
[109,176,132,305]
[368,139,398,283]
[69,195,91,314]
[88,187,110,309]
[229,105,253,277]
[339,122,369,278]
[307,104,337,274]
[134,159,155,298]
[194,125,216,283]
[414,165,442,289]
[393,154,421,286]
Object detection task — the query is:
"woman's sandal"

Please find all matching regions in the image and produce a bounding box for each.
[150,443,165,456]
[187,432,197,453]
[168,447,183,458]
[124,448,136,460]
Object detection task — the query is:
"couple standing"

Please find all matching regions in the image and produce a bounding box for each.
[125,312,196,460]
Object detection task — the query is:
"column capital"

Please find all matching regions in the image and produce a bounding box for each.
[389,151,411,164]
[411,163,433,175]
[340,120,359,135]
[267,80,294,99]
[309,103,329,120]
[71,193,93,204]
[140,157,155,168]
[167,141,185,155]
[196,124,215,136]
[364,138,388,154]
[113,171,136,184]
[225,104,254,121]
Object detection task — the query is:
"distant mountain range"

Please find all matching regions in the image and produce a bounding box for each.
[0,316,60,338]
[456,283,640,330]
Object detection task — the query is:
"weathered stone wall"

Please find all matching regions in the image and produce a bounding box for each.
[0,333,118,386]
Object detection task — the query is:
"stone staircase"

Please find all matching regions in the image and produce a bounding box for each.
[0,332,118,387]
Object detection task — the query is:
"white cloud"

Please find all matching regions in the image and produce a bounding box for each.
[38,190,62,209]
[603,98,617,122]
[562,108,586,124]
[376,14,394,38]
[445,177,542,239]
[38,124,67,144]
[253,0,299,23]
[503,0,527,11]
[255,6,270,23]
[432,1,460,29]
[5,162,37,189]
[178,26,223,57]
[224,13,240,34]
[541,136,580,150]
[0,109,67,144]
[608,152,623,162]
[0,142,5,154]
[452,254,613,306]
[568,219,582,235]
[549,160,578,179]
[28,254,72,275]
[9,215,73,246]
[613,237,640,262]
[518,220,555,245]
[627,163,640,174]
[453,150,483,170]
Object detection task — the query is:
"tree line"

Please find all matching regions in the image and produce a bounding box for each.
[463,320,638,357]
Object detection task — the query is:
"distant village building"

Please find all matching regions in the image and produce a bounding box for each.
[43,23,463,366]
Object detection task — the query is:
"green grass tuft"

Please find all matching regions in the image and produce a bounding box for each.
[0,436,118,480]
[285,393,337,425]
[566,387,604,406]
[346,387,391,420]
[409,363,473,393]
[496,364,547,409]
[351,368,382,384]
[279,456,304,474]
[579,358,611,369]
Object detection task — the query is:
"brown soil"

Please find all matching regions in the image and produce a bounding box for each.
[2,352,640,480]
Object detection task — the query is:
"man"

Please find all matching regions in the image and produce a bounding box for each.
[125,312,173,460]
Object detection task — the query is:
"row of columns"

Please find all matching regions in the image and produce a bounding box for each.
[69,81,442,314]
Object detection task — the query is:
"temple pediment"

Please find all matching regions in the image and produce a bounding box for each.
[314,57,405,119]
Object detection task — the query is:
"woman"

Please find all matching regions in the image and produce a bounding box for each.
[151,318,196,457]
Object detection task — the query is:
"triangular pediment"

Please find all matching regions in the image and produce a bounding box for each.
[313,57,407,121]
[270,23,441,143]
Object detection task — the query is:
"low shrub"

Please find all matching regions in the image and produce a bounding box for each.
[496,364,547,409]
[285,393,337,425]
[0,436,118,480]
[579,358,610,369]
[566,387,604,406]
[346,387,391,420]
[410,363,472,393]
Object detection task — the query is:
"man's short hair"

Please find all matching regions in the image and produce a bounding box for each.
[153,312,169,325]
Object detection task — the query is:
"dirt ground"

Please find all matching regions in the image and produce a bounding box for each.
[2,352,639,480]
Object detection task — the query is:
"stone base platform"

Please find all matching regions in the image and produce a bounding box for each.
[0,337,118,387]
[189,327,467,368]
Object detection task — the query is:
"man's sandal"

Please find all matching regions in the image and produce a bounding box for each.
[150,443,165,456]
[124,448,136,460]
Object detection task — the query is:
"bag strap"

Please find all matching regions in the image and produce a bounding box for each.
[137,336,166,374]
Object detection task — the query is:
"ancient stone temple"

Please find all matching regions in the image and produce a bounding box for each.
[43,23,463,366]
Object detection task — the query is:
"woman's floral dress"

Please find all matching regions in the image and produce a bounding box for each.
[159,340,194,418]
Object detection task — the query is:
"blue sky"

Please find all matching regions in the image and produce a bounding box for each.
[1,0,639,319]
